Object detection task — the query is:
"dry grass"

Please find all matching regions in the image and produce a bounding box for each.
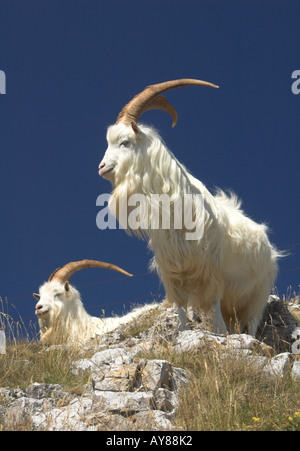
[139,342,300,431]
[0,342,91,394]
[0,298,90,395]
[179,353,300,430]
[1,296,300,431]
[122,304,162,338]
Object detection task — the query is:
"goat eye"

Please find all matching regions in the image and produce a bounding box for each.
[120,140,129,147]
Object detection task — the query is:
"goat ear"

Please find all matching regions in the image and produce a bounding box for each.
[64,281,70,292]
[33,293,40,301]
[131,121,139,135]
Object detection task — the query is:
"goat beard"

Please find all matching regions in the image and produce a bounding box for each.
[38,314,92,345]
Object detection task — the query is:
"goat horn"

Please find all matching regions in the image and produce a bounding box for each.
[116,78,219,126]
[141,96,178,127]
[48,259,132,284]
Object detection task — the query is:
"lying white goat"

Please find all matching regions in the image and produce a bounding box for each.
[33,259,157,344]
[98,78,281,335]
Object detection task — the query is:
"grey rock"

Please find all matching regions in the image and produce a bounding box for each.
[2,296,300,431]
[92,362,139,392]
[70,357,99,375]
[171,366,190,393]
[139,360,173,391]
[40,398,95,431]
[91,347,130,366]
[154,388,178,413]
[174,329,207,352]
[266,352,294,378]
[93,390,156,414]
[24,383,64,399]
[244,352,294,378]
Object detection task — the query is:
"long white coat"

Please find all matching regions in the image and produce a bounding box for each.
[99,122,281,334]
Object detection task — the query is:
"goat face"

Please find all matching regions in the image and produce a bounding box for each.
[99,122,149,186]
[33,281,70,321]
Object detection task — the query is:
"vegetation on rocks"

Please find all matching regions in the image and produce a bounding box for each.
[0,294,300,431]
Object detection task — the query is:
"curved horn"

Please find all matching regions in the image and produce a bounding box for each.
[116,78,219,126]
[48,259,132,284]
[141,96,178,128]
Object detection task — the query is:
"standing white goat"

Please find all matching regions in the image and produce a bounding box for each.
[33,259,157,344]
[98,79,281,335]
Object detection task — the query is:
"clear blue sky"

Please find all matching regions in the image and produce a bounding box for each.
[1,0,300,334]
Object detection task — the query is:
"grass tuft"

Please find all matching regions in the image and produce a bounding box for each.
[1,295,300,431]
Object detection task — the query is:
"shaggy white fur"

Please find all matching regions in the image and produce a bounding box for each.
[34,280,157,344]
[99,122,282,335]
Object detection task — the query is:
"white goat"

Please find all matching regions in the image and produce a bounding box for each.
[33,259,157,344]
[98,79,281,335]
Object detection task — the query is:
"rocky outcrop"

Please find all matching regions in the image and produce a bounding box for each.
[256,295,299,352]
[0,296,299,430]
[0,353,188,431]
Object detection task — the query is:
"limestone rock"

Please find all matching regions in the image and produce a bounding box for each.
[1,295,299,431]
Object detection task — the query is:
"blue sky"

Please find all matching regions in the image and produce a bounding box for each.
[1,0,300,334]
